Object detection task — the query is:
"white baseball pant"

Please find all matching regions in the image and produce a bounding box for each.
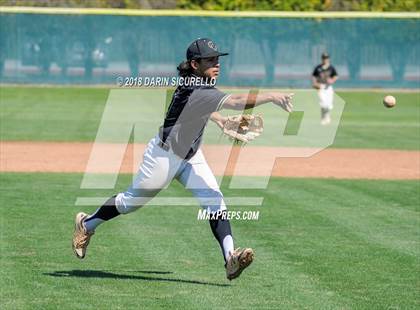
[318,84,334,111]
[115,135,226,214]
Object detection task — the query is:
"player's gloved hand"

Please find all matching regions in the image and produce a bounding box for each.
[271,93,294,112]
[222,114,264,144]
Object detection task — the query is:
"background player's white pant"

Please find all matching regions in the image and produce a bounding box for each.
[318,84,334,110]
[115,135,226,214]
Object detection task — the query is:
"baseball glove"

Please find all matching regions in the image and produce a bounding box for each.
[222,114,264,143]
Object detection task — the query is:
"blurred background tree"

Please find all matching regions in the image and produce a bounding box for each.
[1,0,419,11]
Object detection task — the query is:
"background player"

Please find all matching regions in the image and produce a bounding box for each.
[312,52,338,125]
[72,38,293,280]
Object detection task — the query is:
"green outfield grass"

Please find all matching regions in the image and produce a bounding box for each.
[1,86,419,309]
[1,87,419,149]
[0,173,419,309]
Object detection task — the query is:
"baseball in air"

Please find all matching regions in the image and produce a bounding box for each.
[383,95,396,108]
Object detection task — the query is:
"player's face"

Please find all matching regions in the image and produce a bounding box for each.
[196,57,220,79]
[322,57,330,66]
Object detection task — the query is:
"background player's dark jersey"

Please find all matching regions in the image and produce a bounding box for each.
[159,84,228,160]
[312,64,338,84]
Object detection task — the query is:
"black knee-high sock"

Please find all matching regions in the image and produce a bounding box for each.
[209,212,233,262]
[84,195,120,231]
[90,195,120,221]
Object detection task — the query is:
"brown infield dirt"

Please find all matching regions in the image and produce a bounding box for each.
[1,141,419,179]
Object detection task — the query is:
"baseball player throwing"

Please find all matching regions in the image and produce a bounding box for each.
[312,52,338,125]
[72,38,293,280]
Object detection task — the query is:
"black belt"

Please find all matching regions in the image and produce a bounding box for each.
[158,139,170,151]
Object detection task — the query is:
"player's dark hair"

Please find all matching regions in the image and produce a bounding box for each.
[177,60,193,77]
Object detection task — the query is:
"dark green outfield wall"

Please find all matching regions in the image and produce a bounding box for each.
[0,11,419,87]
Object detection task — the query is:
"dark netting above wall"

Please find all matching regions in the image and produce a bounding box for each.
[0,11,419,88]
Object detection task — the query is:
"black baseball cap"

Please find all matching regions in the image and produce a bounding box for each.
[186,38,229,60]
[321,52,330,59]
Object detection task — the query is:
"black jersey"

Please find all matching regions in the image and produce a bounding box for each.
[159,83,229,160]
[312,64,338,84]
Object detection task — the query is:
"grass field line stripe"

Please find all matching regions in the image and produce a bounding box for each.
[75,197,264,206]
[306,182,420,257]
[0,7,419,18]
[341,121,420,128]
